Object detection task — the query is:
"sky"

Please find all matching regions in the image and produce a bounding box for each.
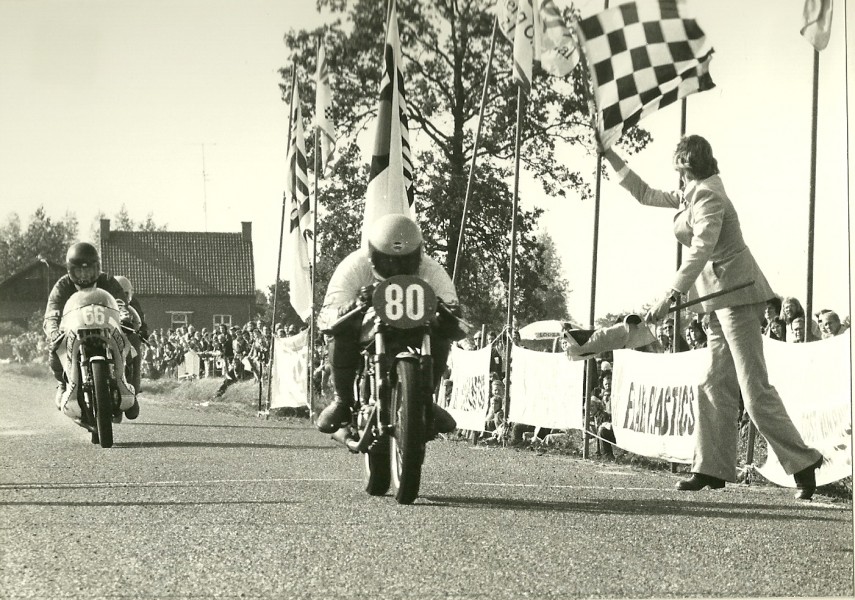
[0,0,850,325]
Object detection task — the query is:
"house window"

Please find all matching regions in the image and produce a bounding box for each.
[213,314,232,329]
[168,311,192,328]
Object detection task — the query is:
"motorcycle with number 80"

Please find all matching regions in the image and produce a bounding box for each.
[324,274,466,505]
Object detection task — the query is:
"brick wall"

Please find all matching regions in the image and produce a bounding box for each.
[136,295,256,332]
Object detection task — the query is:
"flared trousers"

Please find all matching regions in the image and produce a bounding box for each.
[694,302,822,481]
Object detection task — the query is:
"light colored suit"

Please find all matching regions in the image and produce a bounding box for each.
[619,169,821,481]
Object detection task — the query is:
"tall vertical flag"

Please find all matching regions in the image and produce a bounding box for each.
[499,0,581,90]
[284,80,313,321]
[574,0,715,151]
[362,0,415,246]
[315,41,336,173]
[801,0,833,51]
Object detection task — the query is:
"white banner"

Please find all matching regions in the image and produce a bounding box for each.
[611,348,709,463]
[445,345,491,431]
[179,350,200,379]
[508,345,585,430]
[270,330,309,409]
[757,332,852,487]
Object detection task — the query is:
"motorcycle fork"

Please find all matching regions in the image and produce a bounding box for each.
[373,327,392,436]
[420,333,434,429]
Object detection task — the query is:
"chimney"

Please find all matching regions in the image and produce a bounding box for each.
[241,221,252,242]
[100,219,111,242]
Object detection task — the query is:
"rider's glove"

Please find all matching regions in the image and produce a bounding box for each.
[336,299,359,317]
[49,329,64,350]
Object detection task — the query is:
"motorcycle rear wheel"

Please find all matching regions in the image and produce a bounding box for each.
[91,361,114,448]
[390,359,426,504]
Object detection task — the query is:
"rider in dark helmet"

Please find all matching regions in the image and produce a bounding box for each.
[315,213,459,434]
[43,242,140,421]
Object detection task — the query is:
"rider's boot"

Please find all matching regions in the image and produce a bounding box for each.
[429,403,457,436]
[124,398,140,420]
[317,367,356,434]
[54,381,66,411]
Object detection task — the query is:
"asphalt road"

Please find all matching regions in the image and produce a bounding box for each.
[1,370,852,600]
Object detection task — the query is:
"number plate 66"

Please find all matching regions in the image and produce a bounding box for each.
[372,275,437,329]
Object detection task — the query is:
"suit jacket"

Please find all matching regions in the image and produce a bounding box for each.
[620,170,774,313]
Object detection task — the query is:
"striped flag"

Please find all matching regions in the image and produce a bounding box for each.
[284,80,312,321]
[315,42,336,173]
[361,0,415,246]
[575,0,715,151]
[499,0,580,90]
[801,0,833,51]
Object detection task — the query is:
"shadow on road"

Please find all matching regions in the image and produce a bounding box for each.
[126,422,306,430]
[0,499,291,508]
[112,440,335,450]
[420,495,845,522]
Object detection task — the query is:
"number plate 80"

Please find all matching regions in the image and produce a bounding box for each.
[372,275,437,329]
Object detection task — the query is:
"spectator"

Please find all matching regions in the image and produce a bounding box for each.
[790,317,811,343]
[780,296,821,342]
[818,310,848,339]
[762,297,782,336]
[766,317,787,342]
[485,375,505,436]
[686,319,707,349]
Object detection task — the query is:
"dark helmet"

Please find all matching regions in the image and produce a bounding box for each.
[367,214,423,279]
[65,242,101,287]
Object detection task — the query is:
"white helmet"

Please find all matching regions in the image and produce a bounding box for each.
[114,275,134,301]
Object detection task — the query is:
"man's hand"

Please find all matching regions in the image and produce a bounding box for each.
[644,290,678,324]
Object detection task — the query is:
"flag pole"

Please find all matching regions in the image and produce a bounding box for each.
[575,0,608,460]
[804,49,820,341]
[265,63,298,416]
[452,16,499,285]
[502,84,525,444]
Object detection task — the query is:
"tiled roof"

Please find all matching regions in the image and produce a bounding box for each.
[101,230,255,296]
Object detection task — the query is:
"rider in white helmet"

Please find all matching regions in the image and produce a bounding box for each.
[316,214,459,434]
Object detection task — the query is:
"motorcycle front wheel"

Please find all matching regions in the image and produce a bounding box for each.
[390,359,426,504]
[363,436,391,496]
[91,360,114,448]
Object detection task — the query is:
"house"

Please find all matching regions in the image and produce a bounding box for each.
[98,219,256,332]
[0,258,65,327]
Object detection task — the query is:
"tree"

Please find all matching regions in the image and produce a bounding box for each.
[261,280,307,331]
[283,0,650,332]
[0,207,78,281]
[90,205,168,244]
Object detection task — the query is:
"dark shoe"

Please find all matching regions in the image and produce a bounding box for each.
[124,399,140,420]
[428,403,457,437]
[676,473,726,491]
[793,457,823,500]
[317,398,352,434]
[54,382,66,411]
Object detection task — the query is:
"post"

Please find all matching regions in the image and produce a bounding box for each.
[309,76,321,419]
[501,86,525,443]
[452,17,499,285]
[265,64,297,415]
[583,155,603,460]
[804,50,820,342]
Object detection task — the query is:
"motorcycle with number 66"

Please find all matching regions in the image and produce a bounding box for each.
[324,274,467,505]
[55,288,137,448]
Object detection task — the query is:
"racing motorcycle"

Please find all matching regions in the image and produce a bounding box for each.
[56,288,137,448]
[325,274,467,505]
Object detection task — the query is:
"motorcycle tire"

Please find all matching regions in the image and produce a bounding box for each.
[390,359,426,505]
[363,436,391,496]
[91,360,114,448]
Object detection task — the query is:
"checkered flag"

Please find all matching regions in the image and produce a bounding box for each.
[575,0,715,150]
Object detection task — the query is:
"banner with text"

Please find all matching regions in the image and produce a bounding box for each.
[509,345,585,430]
[611,348,709,463]
[270,330,309,409]
[757,332,852,487]
[445,345,491,431]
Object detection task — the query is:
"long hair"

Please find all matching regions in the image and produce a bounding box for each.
[673,135,720,180]
[780,296,806,324]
